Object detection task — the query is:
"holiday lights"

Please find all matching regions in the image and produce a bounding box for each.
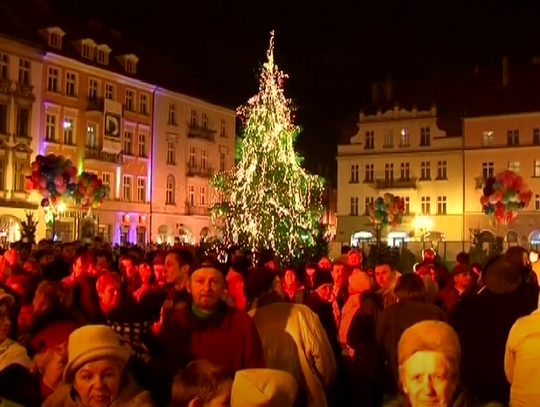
[211,31,324,261]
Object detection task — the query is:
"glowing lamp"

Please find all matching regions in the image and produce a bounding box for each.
[57,201,66,212]
[122,214,130,223]
[139,215,146,223]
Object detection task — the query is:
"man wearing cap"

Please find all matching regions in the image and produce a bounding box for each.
[438,264,478,314]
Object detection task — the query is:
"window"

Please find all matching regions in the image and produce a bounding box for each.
[123,129,133,155]
[220,119,227,137]
[125,89,135,112]
[139,93,149,115]
[482,162,494,179]
[200,149,207,169]
[404,197,410,215]
[85,122,97,147]
[97,49,108,65]
[166,141,175,165]
[202,112,208,129]
[18,59,30,85]
[123,176,132,201]
[138,133,147,157]
[168,104,177,125]
[49,32,61,49]
[364,131,374,149]
[535,160,540,177]
[0,54,7,79]
[65,71,77,97]
[126,59,135,74]
[47,67,59,92]
[385,163,394,182]
[364,164,374,182]
[483,131,494,146]
[400,163,410,181]
[45,114,57,141]
[508,161,520,173]
[383,129,393,148]
[82,44,92,59]
[189,147,196,166]
[421,196,431,215]
[188,185,195,205]
[199,186,206,206]
[0,104,7,134]
[220,152,226,172]
[420,127,431,146]
[420,161,431,180]
[400,128,410,147]
[166,175,175,204]
[63,118,75,145]
[536,194,540,211]
[190,109,197,126]
[88,78,99,98]
[364,197,374,215]
[534,129,540,145]
[507,130,519,146]
[16,107,29,137]
[437,161,447,179]
[105,83,115,100]
[137,178,146,203]
[101,173,111,197]
[437,196,447,215]
[350,197,359,216]
[13,161,26,192]
[350,164,359,183]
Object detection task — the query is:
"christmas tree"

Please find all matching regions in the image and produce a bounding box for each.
[211,31,325,262]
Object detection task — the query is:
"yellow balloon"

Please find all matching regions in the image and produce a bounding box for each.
[384,193,393,205]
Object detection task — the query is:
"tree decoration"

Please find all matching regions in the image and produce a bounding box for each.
[480,170,532,224]
[369,193,405,227]
[72,172,110,209]
[210,31,325,261]
[20,211,37,243]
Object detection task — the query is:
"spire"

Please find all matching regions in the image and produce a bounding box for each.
[266,30,275,73]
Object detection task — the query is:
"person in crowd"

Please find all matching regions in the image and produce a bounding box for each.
[5,275,33,336]
[347,249,362,268]
[438,264,478,314]
[133,263,167,320]
[152,252,167,287]
[163,248,195,312]
[245,266,336,407]
[231,369,299,407]
[450,253,538,404]
[455,252,470,267]
[119,255,141,295]
[44,325,154,407]
[318,256,332,272]
[377,273,445,395]
[281,266,306,304]
[330,261,348,309]
[226,255,251,309]
[0,288,30,372]
[374,259,398,308]
[133,262,155,302]
[169,360,233,407]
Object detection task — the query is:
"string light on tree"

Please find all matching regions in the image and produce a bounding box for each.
[211,31,324,261]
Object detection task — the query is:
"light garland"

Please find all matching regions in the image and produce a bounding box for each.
[211,31,324,261]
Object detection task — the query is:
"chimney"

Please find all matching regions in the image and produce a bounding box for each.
[502,56,509,88]
[384,76,393,101]
[371,83,379,104]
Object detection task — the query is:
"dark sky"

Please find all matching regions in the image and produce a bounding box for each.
[44,0,540,173]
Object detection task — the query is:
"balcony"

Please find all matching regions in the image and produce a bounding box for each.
[84,147,123,164]
[0,79,12,95]
[185,202,209,216]
[187,163,214,178]
[14,82,34,100]
[86,97,105,112]
[187,123,216,142]
[374,177,417,190]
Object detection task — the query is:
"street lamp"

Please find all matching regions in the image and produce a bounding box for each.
[413,215,433,241]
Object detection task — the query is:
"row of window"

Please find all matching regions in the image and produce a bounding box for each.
[167,105,228,138]
[350,161,448,183]
[364,126,431,150]
[166,144,226,172]
[482,129,540,147]
[0,53,31,85]
[165,175,207,206]
[0,157,27,192]
[349,196,448,216]
[0,104,30,137]
[47,67,150,114]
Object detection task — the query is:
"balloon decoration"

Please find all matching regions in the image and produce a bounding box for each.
[480,170,532,224]
[73,172,111,209]
[369,193,406,227]
[25,154,77,208]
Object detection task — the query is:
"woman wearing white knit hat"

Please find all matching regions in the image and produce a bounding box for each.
[44,325,154,407]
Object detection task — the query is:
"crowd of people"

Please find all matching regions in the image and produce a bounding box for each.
[0,238,537,407]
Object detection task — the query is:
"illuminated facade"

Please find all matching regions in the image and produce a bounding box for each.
[151,89,235,244]
[39,27,154,244]
[0,34,46,245]
[337,106,464,248]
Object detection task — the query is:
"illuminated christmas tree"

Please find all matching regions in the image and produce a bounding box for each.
[211,31,325,261]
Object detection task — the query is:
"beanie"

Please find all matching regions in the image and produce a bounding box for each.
[243,267,278,302]
[312,271,333,290]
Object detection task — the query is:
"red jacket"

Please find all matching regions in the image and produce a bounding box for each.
[158,301,265,374]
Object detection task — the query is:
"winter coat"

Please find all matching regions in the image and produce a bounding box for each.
[249,298,337,407]
[339,293,361,347]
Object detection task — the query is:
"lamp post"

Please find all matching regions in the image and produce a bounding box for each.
[413,215,433,243]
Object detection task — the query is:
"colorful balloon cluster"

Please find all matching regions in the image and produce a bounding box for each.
[480,170,532,224]
[369,193,406,227]
[72,172,110,209]
[25,154,77,208]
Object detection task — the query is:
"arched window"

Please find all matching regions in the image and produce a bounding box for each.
[166,175,175,204]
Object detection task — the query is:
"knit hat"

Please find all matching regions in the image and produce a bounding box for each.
[312,271,333,290]
[482,255,521,294]
[231,369,298,407]
[348,270,370,294]
[28,321,79,356]
[398,321,460,381]
[64,325,130,383]
[243,267,278,302]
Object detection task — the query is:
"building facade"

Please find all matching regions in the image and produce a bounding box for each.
[337,106,464,249]
[38,27,154,244]
[0,34,46,245]
[151,89,236,245]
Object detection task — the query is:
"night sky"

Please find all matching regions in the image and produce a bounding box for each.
[38,1,540,174]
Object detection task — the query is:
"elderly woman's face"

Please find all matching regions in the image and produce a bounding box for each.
[402,351,456,407]
[73,359,123,407]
